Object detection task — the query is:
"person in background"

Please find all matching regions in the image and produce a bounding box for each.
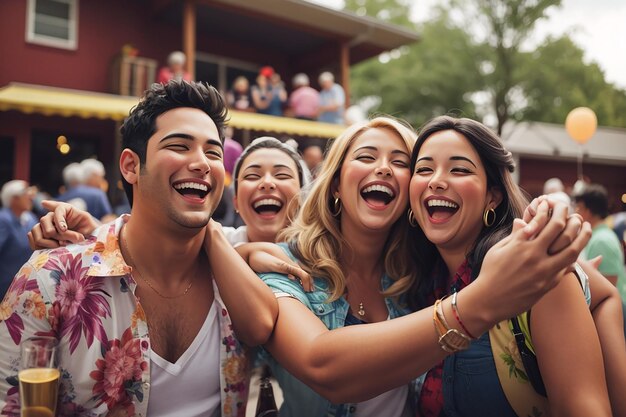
[227,76,254,112]
[252,67,286,116]
[81,158,109,192]
[57,159,113,221]
[268,69,288,116]
[574,184,626,301]
[156,51,192,84]
[574,184,626,344]
[223,127,243,181]
[317,71,345,124]
[289,73,320,121]
[301,144,324,179]
[543,177,572,208]
[0,180,37,299]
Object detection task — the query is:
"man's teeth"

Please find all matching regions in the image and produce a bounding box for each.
[362,184,394,197]
[174,182,208,192]
[253,198,283,208]
[427,199,459,209]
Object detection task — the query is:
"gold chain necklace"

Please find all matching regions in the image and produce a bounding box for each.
[120,228,193,299]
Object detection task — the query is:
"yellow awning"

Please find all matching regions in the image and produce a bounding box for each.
[0,83,345,138]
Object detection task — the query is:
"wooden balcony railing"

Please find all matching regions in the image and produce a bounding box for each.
[110,55,157,97]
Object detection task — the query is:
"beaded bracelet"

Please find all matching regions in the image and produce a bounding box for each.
[451,291,477,340]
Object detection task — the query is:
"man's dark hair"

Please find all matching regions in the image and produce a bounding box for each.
[574,183,609,219]
[120,80,228,206]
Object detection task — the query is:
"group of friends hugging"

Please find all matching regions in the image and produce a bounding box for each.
[1,80,625,417]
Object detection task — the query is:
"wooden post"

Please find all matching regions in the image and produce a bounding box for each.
[13,127,31,181]
[340,43,350,108]
[183,0,196,81]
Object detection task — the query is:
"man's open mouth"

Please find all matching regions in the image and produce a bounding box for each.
[173,181,210,199]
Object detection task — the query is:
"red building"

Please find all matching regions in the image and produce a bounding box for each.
[0,0,418,204]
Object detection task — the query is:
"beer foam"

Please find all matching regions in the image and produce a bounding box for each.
[18,368,60,383]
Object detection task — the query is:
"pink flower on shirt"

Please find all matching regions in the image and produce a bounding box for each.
[44,249,112,353]
[90,327,147,414]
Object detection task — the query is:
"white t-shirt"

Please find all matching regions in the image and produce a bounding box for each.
[147,301,221,417]
[222,225,249,247]
[355,384,410,417]
[354,317,410,417]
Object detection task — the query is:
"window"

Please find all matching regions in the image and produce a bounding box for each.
[26,0,78,50]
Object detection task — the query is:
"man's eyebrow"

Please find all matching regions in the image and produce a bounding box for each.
[160,133,223,149]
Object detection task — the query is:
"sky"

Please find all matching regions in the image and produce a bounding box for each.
[310,0,626,89]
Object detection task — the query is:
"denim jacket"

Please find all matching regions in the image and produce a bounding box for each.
[259,244,414,417]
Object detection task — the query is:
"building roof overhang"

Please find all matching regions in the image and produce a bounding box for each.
[0,83,346,138]
[501,120,626,166]
[158,0,420,66]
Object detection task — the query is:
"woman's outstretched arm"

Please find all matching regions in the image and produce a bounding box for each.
[263,205,591,402]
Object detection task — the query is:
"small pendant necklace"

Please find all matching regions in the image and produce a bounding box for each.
[357,302,366,317]
[345,287,366,318]
[120,228,193,299]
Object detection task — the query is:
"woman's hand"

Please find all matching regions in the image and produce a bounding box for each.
[28,200,100,249]
[235,242,313,292]
[523,195,582,255]
[462,200,591,331]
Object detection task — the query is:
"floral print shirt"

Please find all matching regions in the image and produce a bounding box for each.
[0,217,249,417]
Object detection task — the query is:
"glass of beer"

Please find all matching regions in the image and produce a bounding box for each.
[19,337,60,417]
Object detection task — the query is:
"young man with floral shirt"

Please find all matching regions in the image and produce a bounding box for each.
[0,81,278,417]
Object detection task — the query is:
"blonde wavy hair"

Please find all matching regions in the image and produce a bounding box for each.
[279,116,419,302]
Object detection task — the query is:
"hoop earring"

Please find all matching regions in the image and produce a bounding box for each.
[408,208,417,227]
[332,196,342,217]
[483,208,496,227]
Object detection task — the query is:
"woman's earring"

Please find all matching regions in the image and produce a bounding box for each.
[408,209,417,227]
[483,207,496,227]
[332,195,342,216]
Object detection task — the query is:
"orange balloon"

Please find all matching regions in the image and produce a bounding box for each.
[565,107,597,144]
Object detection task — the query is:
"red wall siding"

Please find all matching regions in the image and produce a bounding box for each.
[0,0,181,92]
[518,157,626,212]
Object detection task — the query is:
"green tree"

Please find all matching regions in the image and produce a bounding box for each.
[519,35,626,127]
[464,0,562,134]
[346,4,485,127]
[344,0,414,28]
[345,0,626,129]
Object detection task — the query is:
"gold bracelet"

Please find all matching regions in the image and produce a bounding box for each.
[433,298,471,353]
